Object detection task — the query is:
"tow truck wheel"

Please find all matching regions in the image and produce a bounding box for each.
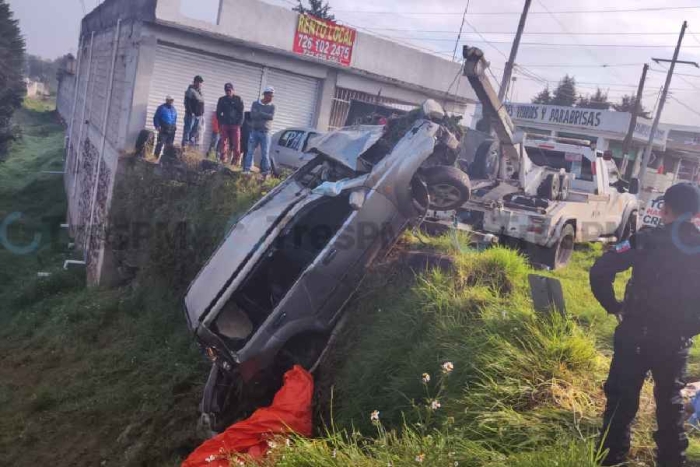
[537,174,561,201]
[422,166,472,211]
[531,224,575,270]
[558,175,571,201]
[468,139,499,180]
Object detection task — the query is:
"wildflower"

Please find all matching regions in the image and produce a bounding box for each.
[422,373,431,384]
[332,449,337,458]
[448,452,456,458]
[235,459,245,466]
[204,455,216,464]
[387,462,393,467]
[454,462,459,467]
[267,440,278,449]
[429,399,441,410]
[370,410,380,423]
[286,438,292,447]
[441,361,454,374]
[415,453,425,463]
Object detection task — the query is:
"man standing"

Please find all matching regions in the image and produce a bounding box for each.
[216,82,244,165]
[183,75,205,147]
[153,95,177,158]
[243,86,276,177]
[590,183,700,467]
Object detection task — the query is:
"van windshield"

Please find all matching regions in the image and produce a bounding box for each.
[526,147,593,182]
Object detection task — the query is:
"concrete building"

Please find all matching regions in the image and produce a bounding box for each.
[25,78,48,97]
[55,0,476,285]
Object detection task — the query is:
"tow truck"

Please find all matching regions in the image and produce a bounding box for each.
[427,47,640,269]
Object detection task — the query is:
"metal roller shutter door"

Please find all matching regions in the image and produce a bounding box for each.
[265,69,319,133]
[147,45,264,150]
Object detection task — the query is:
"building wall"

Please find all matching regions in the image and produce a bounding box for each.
[56,74,76,122]
[61,19,143,284]
[153,0,474,104]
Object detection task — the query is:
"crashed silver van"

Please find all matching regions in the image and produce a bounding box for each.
[184,101,471,432]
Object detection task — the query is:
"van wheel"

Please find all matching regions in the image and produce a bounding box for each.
[538,174,561,201]
[530,224,575,270]
[422,166,472,211]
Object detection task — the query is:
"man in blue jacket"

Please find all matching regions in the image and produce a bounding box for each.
[153,95,178,158]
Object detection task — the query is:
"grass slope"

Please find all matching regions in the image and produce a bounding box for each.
[0,100,274,466]
[2,100,700,467]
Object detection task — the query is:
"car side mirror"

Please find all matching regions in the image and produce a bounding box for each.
[629,178,640,195]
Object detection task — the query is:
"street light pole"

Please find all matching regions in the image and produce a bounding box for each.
[499,0,532,102]
[638,21,687,190]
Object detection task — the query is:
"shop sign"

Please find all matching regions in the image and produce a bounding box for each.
[293,14,356,67]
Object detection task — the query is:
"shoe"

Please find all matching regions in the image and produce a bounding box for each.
[242,170,252,175]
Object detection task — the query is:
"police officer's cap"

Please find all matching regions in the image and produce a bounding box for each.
[663,182,700,215]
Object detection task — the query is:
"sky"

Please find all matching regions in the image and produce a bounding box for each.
[8,0,700,126]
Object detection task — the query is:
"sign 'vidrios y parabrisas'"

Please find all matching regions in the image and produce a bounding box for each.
[293,14,356,67]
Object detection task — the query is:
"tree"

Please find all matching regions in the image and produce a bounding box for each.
[0,0,26,159]
[532,87,552,104]
[613,94,651,118]
[578,87,610,110]
[550,75,577,107]
[293,0,335,21]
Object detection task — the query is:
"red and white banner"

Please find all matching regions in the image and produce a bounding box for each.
[293,14,356,67]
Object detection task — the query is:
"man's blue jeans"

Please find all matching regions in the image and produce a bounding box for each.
[244,130,273,174]
[182,114,202,146]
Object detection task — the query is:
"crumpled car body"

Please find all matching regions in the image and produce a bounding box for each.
[184,110,465,432]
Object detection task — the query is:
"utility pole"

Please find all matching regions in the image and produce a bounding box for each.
[498,0,532,102]
[621,64,649,164]
[638,21,687,189]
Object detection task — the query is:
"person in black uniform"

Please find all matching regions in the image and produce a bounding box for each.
[590,182,700,467]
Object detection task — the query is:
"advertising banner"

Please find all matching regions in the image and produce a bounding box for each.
[293,14,356,67]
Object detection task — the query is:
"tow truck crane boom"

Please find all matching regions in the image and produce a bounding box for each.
[462,46,538,193]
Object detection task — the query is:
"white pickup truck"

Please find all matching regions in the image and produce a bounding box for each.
[435,46,641,269]
[457,135,639,269]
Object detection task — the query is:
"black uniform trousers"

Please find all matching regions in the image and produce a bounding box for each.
[155,124,176,157]
[601,323,690,467]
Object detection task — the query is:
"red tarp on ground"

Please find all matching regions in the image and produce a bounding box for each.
[182,365,314,467]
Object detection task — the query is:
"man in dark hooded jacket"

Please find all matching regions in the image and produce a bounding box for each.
[590,182,700,467]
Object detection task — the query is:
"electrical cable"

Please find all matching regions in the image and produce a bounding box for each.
[331,5,700,16]
[451,1,471,61]
[669,95,700,119]
[361,28,682,36]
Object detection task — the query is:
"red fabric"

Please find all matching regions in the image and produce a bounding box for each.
[182,365,314,467]
[211,114,220,134]
[219,124,241,159]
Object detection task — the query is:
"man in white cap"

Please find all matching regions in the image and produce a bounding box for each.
[243,86,276,176]
[153,95,177,157]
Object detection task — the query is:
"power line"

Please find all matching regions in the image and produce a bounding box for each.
[668,95,700,119]
[452,1,471,61]
[363,28,682,37]
[408,38,692,48]
[332,5,700,16]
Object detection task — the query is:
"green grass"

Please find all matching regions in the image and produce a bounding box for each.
[2,99,699,467]
[0,100,275,466]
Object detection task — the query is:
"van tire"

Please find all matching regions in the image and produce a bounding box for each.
[530,224,575,270]
[422,166,472,211]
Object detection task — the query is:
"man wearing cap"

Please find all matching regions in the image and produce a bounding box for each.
[183,75,205,147]
[216,83,245,165]
[590,182,700,467]
[243,86,276,176]
[153,95,178,158]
